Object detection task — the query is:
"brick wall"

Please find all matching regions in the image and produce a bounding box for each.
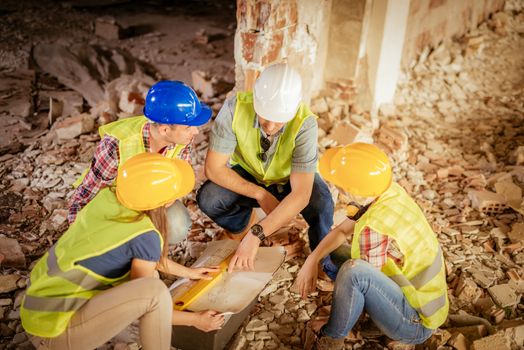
[234,0,331,101]
[401,0,505,67]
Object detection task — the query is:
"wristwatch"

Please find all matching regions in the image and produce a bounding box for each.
[250,224,266,241]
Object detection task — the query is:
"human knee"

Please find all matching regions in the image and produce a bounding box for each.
[337,259,372,285]
[196,182,214,214]
[140,278,172,309]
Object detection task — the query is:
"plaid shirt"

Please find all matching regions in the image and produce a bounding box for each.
[68,123,192,224]
[360,226,404,269]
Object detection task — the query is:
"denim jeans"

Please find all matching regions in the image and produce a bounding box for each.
[322,259,433,344]
[196,165,334,250]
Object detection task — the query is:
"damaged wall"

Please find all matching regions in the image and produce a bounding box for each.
[324,0,367,82]
[401,0,506,67]
[234,0,331,101]
[234,0,506,113]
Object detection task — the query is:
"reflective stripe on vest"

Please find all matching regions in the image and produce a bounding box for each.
[23,295,87,313]
[21,188,162,337]
[352,182,449,329]
[231,92,316,185]
[388,246,443,290]
[47,245,109,291]
[73,116,186,188]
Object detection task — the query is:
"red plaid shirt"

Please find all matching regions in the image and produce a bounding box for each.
[359,226,404,269]
[68,123,192,224]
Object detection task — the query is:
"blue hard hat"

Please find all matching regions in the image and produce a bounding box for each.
[144,81,212,126]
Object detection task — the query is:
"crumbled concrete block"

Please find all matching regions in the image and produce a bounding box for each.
[245,319,268,332]
[495,180,522,206]
[50,209,69,229]
[95,16,123,40]
[191,70,215,99]
[374,125,408,155]
[0,237,25,268]
[507,222,524,243]
[488,284,520,308]
[472,332,510,350]
[455,276,482,303]
[327,122,372,146]
[0,275,20,293]
[118,90,145,114]
[448,325,488,342]
[311,97,329,114]
[54,113,95,139]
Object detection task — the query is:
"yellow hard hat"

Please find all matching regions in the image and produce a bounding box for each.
[116,153,195,211]
[319,143,392,197]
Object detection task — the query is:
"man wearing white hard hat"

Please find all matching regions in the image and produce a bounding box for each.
[197,63,334,272]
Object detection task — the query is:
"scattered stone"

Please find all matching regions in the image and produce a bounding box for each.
[0,275,20,293]
[0,237,25,268]
[471,332,510,350]
[488,284,520,308]
[54,114,95,140]
[95,16,123,40]
[245,319,267,332]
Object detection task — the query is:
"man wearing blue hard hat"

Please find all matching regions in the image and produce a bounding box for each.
[68,81,212,243]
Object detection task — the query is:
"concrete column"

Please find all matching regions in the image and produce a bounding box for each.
[364,0,410,115]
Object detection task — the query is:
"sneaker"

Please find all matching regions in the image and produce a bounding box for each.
[314,335,345,350]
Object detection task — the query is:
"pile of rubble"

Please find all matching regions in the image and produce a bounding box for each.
[223,3,524,350]
[1,1,523,350]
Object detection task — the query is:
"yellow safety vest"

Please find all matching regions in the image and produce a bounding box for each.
[73,116,186,187]
[21,188,162,337]
[231,92,316,186]
[352,182,449,329]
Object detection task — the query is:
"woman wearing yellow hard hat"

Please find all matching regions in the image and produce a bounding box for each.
[296,143,448,350]
[21,153,224,350]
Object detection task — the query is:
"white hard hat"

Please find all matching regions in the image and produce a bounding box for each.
[253,63,302,123]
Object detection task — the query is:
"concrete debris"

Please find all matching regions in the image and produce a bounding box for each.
[326,122,372,146]
[0,238,25,268]
[488,284,520,308]
[53,114,95,140]
[95,16,123,40]
[33,43,154,107]
[191,70,234,100]
[471,332,511,350]
[0,2,522,350]
[0,275,20,294]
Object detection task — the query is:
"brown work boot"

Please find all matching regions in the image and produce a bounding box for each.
[313,335,345,350]
[224,209,258,241]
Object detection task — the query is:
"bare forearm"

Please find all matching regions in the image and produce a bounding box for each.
[207,166,263,200]
[172,310,197,326]
[157,257,190,278]
[309,219,354,263]
[259,190,309,235]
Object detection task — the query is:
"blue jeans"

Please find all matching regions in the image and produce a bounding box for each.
[322,259,433,344]
[196,165,334,250]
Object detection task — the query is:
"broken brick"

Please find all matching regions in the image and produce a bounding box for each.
[54,114,95,140]
[468,190,507,215]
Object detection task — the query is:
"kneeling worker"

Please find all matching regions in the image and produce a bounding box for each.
[296,143,448,349]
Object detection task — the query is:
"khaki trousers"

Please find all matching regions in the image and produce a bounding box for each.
[42,277,172,350]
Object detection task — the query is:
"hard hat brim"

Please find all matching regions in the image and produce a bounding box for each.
[185,103,212,126]
[170,159,196,198]
[319,147,340,185]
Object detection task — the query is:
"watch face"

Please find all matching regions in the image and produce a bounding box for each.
[251,224,262,234]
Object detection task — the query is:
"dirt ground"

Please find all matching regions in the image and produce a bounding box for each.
[0,1,523,350]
